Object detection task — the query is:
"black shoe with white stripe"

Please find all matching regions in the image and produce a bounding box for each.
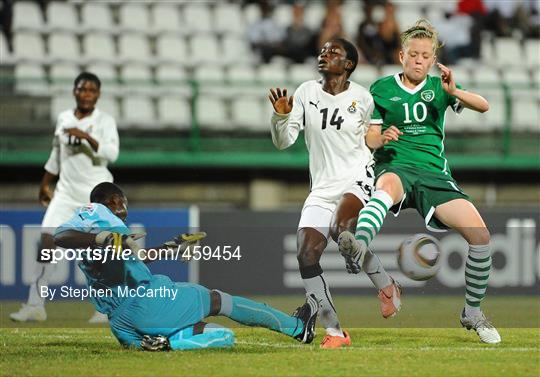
[293,294,319,344]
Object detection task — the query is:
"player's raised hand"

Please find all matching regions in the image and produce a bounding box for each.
[438,63,457,95]
[39,185,53,207]
[381,126,402,145]
[64,127,88,139]
[268,88,293,115]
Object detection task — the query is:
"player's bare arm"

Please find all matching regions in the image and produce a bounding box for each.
[64,127,100,152]
[268,88,293,114]
[365,125,402,150]
[39,171,57,207]
[437,63,489,113]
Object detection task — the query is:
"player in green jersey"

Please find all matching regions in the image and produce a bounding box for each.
[337,19,501,344]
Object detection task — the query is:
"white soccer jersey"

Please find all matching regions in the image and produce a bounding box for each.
[44,107,119,203]
[271,80,374,195]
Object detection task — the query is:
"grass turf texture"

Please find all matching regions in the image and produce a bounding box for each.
[2,296,539,377]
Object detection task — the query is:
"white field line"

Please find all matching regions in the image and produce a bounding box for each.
[235,341,539,352]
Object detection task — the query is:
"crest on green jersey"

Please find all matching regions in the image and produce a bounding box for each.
[421,90,435,102]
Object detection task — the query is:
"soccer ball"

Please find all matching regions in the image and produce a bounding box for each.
[397,234,442,281]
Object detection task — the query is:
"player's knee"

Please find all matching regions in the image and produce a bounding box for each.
[474,227,491,245]
[297,243,324,267]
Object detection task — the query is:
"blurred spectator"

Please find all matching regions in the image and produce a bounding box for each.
[282,3,316,63]
[483,0,521,37]
[515,0,540,38]
[457,0,487,59]
[0,0,13,52]
[247,0,284,63]
[437,7,474,64]
[317,2,345,50]
[356,2,400,66]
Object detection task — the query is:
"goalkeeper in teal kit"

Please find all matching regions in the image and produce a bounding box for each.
[54,182,317,351]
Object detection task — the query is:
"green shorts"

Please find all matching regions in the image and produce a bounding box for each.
[375,164,469,231]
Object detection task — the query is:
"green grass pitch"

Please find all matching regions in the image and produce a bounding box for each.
[1,295,539,377]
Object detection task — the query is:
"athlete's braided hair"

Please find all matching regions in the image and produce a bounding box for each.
[400,19,442,54]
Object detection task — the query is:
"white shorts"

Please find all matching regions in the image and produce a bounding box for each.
[41,191,86,232]
[298,177,373,239]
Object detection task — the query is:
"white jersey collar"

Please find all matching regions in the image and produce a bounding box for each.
[394,73,427,95]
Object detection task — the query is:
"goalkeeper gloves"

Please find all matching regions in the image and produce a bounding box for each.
[162,231,207,261]
[94,231,145,253]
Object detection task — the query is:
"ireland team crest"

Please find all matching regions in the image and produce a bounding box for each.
[421,90,435,102]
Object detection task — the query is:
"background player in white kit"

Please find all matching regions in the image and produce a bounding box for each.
[10,72,119,324]
[269,38,402,348]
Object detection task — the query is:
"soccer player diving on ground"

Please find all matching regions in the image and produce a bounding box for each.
[53,182,318,351]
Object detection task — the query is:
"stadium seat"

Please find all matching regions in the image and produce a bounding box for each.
[445,106,482,132]
[119,3,151,34]
[183,3,213,34]
[524,40,540,67]
[351,65,379,87]
[381,65,402,78]
[193,65,225,82]
[494,38,523,66]
[49,63,80,92]
[227,65,257,82]
[481,89,505,130]
[150,3,182,34]
[272,4,293,28]
[156,35,189,65]
[395,7,422,29]
[512,93,540,132]
[480,37,495,64]
[98,95,121,122]
[118,35,152,64]
[289,63,318,84]
[222,35,254,64]
[472,66,499,85]
[449,66,472,87]
[81,3,115,33]
[85,63,120,93]
[47,2,78,32]
[14,63,48,94]
[154,64,190,96]
[0,34,14,65]
[231,97,266,132]
[13,32,46,63]
[502,67,531,86]
[258,62,288,85]
[157,96,191,130]
[121,96,156,129]
[303,2,325,30]
[51,94,75,122]
[214,3,245,34]
[82,34,117,64]
[120,64,154,94]
[190,34,221,65]
[342,2,363,38]
[196,97,230,130]
[12,1,44,31]
[243,3,262,26]
[48,33,80,63]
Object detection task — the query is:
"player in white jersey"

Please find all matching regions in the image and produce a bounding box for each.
[10,72,119,324]
[269,38,402,348]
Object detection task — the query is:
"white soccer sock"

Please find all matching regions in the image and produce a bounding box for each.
[355,190,394,252]
[465,244,491,317]
[301,264,343,337]
[27,263,57,307]
[363,249,392,289]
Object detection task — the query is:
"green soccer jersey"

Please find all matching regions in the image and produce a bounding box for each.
[370,73,463,175]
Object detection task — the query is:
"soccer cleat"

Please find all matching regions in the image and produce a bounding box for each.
[378,279,402,318]
[10,304,47,322]
[338,230,366,274]
[141,335,171,351]
[292,294,319,344]
[320,330,352,349]
[460,308,501,344]
[88,311,109,324]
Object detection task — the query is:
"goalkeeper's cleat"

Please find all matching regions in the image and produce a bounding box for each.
[292,294,318,344]
[88,311,108,324]
[10,304,47,322]
[460,308,501,344]
[320,330,352,349]
[378,279,402,318]
[338,231,366,274]
[141,335,171,351]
